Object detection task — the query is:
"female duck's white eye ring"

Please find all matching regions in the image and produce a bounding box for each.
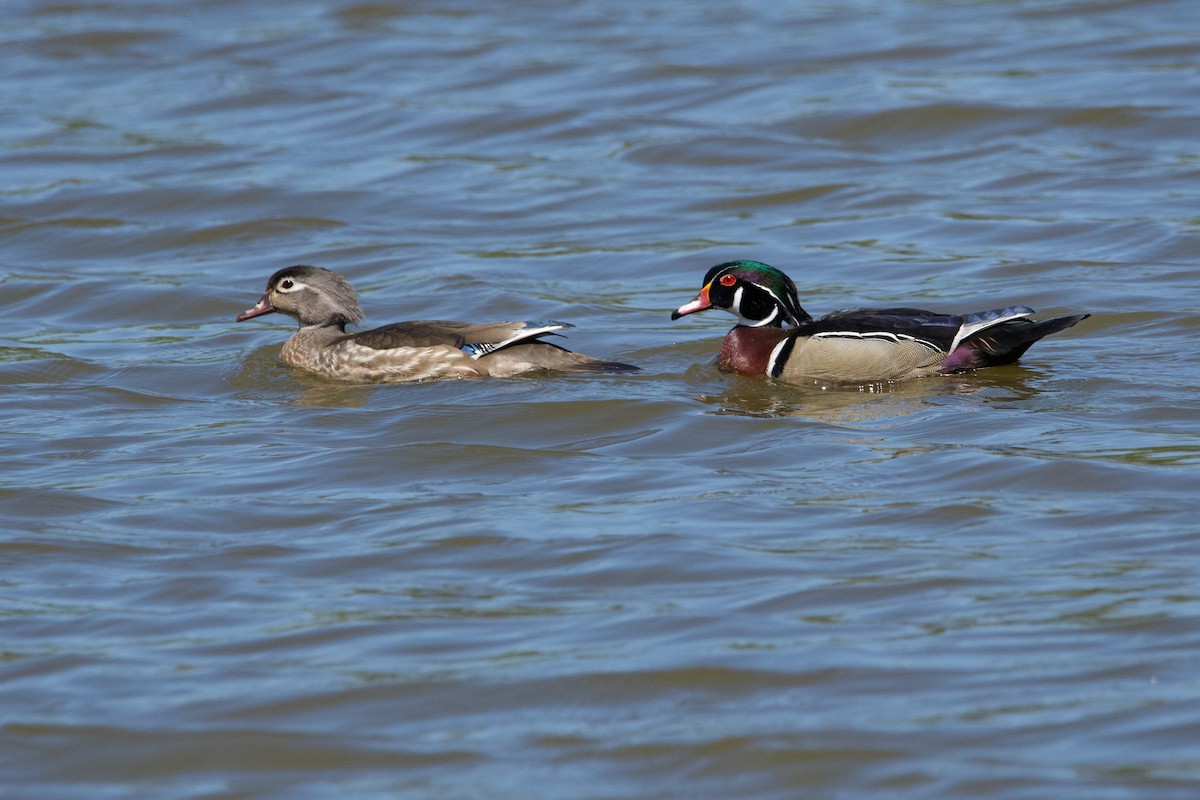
[278,278,296,291]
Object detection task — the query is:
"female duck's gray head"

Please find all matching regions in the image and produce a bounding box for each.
[237,265,365,330]
[672,260,812,327]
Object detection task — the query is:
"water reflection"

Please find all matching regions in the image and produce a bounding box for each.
[6,0,1195,796]
[289,380,374,408]
[696,365,1056,422]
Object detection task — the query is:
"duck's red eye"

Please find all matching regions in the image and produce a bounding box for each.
[719,274,737,287]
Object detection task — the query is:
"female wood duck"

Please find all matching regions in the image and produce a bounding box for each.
[237,265,637,382]
[672,260,1088,384]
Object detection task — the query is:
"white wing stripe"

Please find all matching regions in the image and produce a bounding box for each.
[948,309,1034,354]
[811,330,942,352]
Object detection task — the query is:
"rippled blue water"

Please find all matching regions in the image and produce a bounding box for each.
[3,1,1200,798]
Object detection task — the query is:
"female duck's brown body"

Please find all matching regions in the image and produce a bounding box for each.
[673,260,1089,384]
[237,265,636,383]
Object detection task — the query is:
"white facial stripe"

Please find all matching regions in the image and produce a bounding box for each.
[762,286,786,309]
[725,280,795,327]
[731,284,783,327]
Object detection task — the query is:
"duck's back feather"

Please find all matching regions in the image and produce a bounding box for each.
[811,307,967,350]
[332,319,635,378]
[340,320,569,352]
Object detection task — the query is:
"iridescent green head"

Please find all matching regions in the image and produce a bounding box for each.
[672,260,811,327]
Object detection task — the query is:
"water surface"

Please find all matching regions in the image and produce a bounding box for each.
[3,1,1200,798]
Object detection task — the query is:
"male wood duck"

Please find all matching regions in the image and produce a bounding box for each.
[672,260,1089,384]
[237,265,637,382]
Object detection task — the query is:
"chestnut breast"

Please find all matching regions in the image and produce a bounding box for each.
[718,326,790,377]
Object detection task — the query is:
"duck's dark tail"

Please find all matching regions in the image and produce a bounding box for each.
[482,342,639,375]
[941,312,1090,373]
[459,320,638,375]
